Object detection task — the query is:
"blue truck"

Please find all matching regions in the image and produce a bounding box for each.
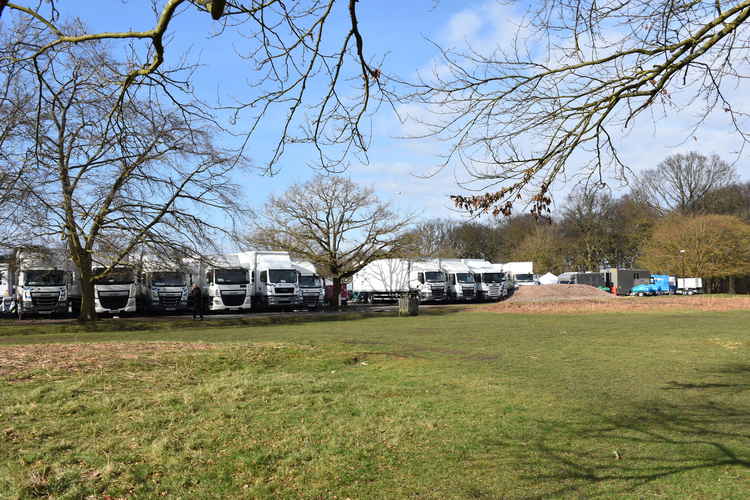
[630,274,675,296]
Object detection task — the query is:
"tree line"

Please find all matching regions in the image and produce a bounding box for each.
[407,152,750,292]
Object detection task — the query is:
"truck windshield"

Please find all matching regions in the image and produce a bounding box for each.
[215,268,248,284]
[516,273,534,282]
[269,269,298,284]
[424,271,444,282]
[93,268,135,285]
[482,272,505,283]
[299,275,320,288]
[25,270,66,286]
[456,273,475,284]
[150,272,186,286]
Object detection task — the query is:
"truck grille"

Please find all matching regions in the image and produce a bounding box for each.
[99,293,129,310]
[302,295,319,305]
[275,287,295,294]
[31,292,61,312]
[462,287,476,297]
[158,293,182,309]
[220,292,246,307]
[430,287,445,297]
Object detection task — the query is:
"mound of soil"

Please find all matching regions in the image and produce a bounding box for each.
[506,284,614,303]
[479,289,750,314]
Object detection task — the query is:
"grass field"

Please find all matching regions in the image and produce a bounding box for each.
[1,309,749,498]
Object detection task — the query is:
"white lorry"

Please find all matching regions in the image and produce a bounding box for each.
[236,251,301,310]
[351,258,448,303]
[11,249,72,318]
[292,260,325,309]
[93,264,139,314]
[461,259,507,301]
[139,260,190,313]
[197,254,253,313]
[676,277,703,295]
[503,261,539,287]
[440,259,478,301]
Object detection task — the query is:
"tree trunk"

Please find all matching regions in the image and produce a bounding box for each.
[728,275,736,295]
[76,252,97,322]
[332,276,342,310]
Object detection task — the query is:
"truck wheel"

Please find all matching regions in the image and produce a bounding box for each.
[687,290,694,296]
[638,292,644,297]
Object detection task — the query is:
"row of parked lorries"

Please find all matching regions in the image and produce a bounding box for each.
[349,258,537,303]
[0,251,534,318]
[0,250,337,318]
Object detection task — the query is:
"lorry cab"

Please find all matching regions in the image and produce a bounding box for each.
[204,267,252,312]
[141,270,189,313]
[461,259,507,301]
[256,268,301,309]
[474,270,506,300]
[16,268,69,317]
[411,268,448,302]
[298,273,324,308]
[449,271,477,301]
[292,260,325,309]
[234,251,301,310]
[440,260,478,301]
[513,273,540,286]
[93,266,138,314]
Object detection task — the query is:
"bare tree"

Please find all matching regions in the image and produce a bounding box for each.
[404,1,750,217]
[245,176,413,307]
[2,0,388,172]
[405,219,459,258]
[0,23,249,321]
[635,152,737,214]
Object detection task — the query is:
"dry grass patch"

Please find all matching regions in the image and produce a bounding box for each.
[0,342,217,380]
[481,290,750,314]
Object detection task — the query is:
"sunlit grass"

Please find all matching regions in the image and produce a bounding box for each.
[2,310,749,498]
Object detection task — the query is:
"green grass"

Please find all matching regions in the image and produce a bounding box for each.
[1,310,749,498]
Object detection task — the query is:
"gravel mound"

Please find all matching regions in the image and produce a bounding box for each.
[506,284,615,303]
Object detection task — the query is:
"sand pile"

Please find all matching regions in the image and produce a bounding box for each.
[478,287,750,314]
[506,284,614,303]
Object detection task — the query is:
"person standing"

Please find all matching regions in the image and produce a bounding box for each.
[190,283,204,320]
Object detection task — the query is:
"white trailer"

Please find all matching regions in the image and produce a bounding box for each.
[503,261,538,287]
[440,259,478,301]
[351,258,448,303]
[194,254,253,313]
[292,260,325,309]
[235,251,301,309]
[462,259,507,300]
[676,277,703,295]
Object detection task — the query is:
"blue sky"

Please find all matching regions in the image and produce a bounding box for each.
[9,1,750,224]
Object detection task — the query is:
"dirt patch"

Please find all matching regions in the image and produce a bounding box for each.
[479,287,750,314]
[0,342,217,379]
[506,284,615,303]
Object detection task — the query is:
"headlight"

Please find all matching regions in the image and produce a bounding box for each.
[181,288,189,299]
[23,290,32,300]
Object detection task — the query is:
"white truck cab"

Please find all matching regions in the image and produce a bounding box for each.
[93,266,138,314]
[141,269,190,313]
[440,260,478,301]
[292,260,325,309]
[462,259,506,300]
[201,257,253,312]
[236,251,302,310]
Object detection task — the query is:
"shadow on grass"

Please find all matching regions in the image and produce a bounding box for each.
[0,304,466,339]
[507,364,750,498]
